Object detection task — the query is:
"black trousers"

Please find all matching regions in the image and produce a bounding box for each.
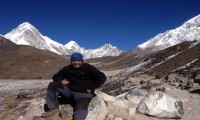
[46,82,93,120]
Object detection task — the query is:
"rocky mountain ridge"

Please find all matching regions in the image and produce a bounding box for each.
[4,22,122,58]
[133,14,200,56]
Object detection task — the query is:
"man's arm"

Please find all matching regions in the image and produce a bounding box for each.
[88,64,107,92]
[52,66,68,83]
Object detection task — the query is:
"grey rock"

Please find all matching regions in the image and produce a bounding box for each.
[59,109,68,119]
[137,91,184,119]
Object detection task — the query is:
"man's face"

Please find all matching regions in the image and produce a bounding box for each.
[71,60,83,68]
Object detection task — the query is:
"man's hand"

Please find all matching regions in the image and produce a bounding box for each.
[61,80,69,86]
[87,89,91,93]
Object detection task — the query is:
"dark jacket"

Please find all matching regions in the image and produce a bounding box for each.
[52,63,107,93]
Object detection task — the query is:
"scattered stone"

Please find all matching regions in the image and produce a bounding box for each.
[139,80,145,85]
[17,89,41,99]
[0,106,5,117]
[169,82,179,87]
[194,69,200,83]
[155,73,165,79]
[186,79,194,89]
[0,98,4,103]
[59,109,68,119]
[179,83,187,90]
[156,87,166,92]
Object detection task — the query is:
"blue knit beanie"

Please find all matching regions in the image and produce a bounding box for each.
[70,52,83,61]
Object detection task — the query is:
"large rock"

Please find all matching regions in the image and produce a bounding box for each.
[85,94,108,120]
[126,88,148,104]
[95,90,136,120]
[107,99,136,120]
[95,90,117,102]
[137,91,184,119]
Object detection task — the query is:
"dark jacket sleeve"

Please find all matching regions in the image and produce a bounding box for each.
[87,64,107,92]
[52,66,68,82]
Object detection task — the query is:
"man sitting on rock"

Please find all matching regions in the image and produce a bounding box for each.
[41,52,107,120]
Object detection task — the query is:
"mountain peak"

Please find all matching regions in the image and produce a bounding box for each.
[17,22,36,30]
[20,22,32,26]
[64,40,80,49]
[67,40,77,45]
[103,43,112,46]
[102,44,120,50]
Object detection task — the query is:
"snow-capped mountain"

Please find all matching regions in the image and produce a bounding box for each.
[4,22,122,58]
[137,14,200,52]
[5,22,50,49]
[64,42,122,58]
[64,41,86,55]
[65,40,80,50]
[85,44,122,58]
[42,36,70,55]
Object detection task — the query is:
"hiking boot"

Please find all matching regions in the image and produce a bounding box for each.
[41,107,59,117]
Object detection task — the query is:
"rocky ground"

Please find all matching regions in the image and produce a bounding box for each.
[0,70,200,120]
[125,74,200,120]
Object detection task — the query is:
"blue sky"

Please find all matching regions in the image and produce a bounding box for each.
[0,0,200,51]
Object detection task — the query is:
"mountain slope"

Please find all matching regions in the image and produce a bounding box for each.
[0,44,69,79]
[137,14,200,53]
[121,41,200,78]
[0,35,15,45]
[146,41,200,77]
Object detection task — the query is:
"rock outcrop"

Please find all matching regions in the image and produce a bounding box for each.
[16,89,184,120]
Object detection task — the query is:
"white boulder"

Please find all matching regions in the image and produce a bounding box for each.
[126,88,148,104]
[137,91,184,119]
[85,94,108,120]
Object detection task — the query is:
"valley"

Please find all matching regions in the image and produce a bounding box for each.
[0,70,200,120]
[0,13,200,120]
